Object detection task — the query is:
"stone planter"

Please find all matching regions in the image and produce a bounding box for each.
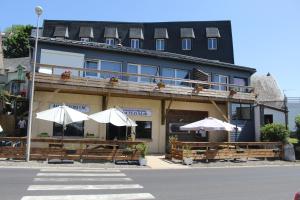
[183,157,193,165]
[139,157,147,166]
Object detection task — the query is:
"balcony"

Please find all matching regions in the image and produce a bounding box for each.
[33,63,256,103]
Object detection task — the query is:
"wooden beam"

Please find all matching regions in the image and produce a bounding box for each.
[165,99,173,120]
[102,94,109,110]
[161,100,166,125]
[210,100,228,121]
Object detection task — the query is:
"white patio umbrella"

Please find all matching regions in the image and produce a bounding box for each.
[89,108,137,127]
[180,117,241,132]
[36,105,89,139]
[89,108,137,140]
[36,105,89,162]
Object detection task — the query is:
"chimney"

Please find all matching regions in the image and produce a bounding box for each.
[0,33,4,75]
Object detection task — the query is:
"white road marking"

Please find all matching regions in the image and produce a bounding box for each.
[40,169,120,173]
[21,193,155,200]
[34,177,132,182]
[37,173,126,177]
[28,184,143,191]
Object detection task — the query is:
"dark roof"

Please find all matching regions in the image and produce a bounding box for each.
[42,20,235,64]
[3,57,31,72]
[36,37,256,73]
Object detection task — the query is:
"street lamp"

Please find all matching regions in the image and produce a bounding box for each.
[26,6,43,162]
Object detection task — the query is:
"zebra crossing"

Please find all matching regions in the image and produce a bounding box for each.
[21,168,155,200]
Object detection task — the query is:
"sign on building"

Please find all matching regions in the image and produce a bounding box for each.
[122,108,152,117]
[50,103,90,113]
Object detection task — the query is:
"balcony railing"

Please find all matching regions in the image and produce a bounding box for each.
[35,63,254,93]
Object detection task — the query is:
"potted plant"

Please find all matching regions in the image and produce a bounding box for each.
[183,145,193,165]
[38,132,49,137]
[157,81,165,89]
[193,84,203,93]
[109,76,119,85]
[136,143,148,166]
[229,88,237,96]
[86,132,95,138]
[61,70,71,80]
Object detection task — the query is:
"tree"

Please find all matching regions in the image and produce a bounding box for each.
[2,25,33,58]
[260,123,290,143]
[295,115,300,141]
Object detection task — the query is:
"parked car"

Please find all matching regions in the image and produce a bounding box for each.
[294,192,300,200]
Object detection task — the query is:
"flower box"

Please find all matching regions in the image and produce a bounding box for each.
[109,77,119,85]
[194,84,203,93]
[61,70,71,80]
[157,81,165,89]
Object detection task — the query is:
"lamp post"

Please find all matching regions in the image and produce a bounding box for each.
[26,6,43,162]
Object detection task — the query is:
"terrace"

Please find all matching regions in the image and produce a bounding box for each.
[33,63,256,104]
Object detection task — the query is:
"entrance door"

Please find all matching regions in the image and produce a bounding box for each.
[166,109,208,152]
[106,124,131,140]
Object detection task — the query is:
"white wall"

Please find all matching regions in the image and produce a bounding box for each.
[254,106,261,141]
[40,49,85,76]
[264,108,286,125]
[288,102,300,131]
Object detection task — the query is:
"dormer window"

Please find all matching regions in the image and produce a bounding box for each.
[182,38,191,50]
[80,37,90,42]
[129,28,143,49]
[180,28,195,51]
[156,39,165,51]
[105,38,115,45]
[53,26,69,39]
[130,39,140,49]
[154,28,168,50]
[206,27,220,50]
[208,38,217,50]
[79,26,94,42]
[104,27,118,46]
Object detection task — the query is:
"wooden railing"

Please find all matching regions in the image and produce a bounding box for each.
[171,141,283,161]
[0,137,144,162]
[35,63,254,93]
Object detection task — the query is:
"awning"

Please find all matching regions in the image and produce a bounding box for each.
[104,27,119,38]
[129,28,144,39]
[192,68,209,81]
[79,26,94,38]
[154,28,169,39]
[180,28,195,38]
[53,26,69,38]
[206,27,221,38]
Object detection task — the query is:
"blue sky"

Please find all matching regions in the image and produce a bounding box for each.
[1,0,299,97]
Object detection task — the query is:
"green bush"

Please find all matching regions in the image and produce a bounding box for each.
[136,143,148,158]
[260,123,289,143]
[295,115,300,141]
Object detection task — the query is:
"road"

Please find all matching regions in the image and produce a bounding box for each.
[0,166,299,200]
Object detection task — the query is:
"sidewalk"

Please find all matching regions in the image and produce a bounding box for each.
[146,155,189,169]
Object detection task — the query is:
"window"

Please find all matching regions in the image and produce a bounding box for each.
[156,39,165,51]
[208,38,217,50]
[182,38,191,50]
[53,122,84,137]
[233,77,247,92]
[127,64,158,83]
[161,68,190,86]
[130,39,140,48]
[80,37,90,42]
[84,60,98,77]
[231,103,252,120]
[212,74,228,90]
[100,60,122,79]
[105,38,115,45]
[135,121,152,139]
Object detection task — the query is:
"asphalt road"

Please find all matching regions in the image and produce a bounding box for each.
[0,166,300,200]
